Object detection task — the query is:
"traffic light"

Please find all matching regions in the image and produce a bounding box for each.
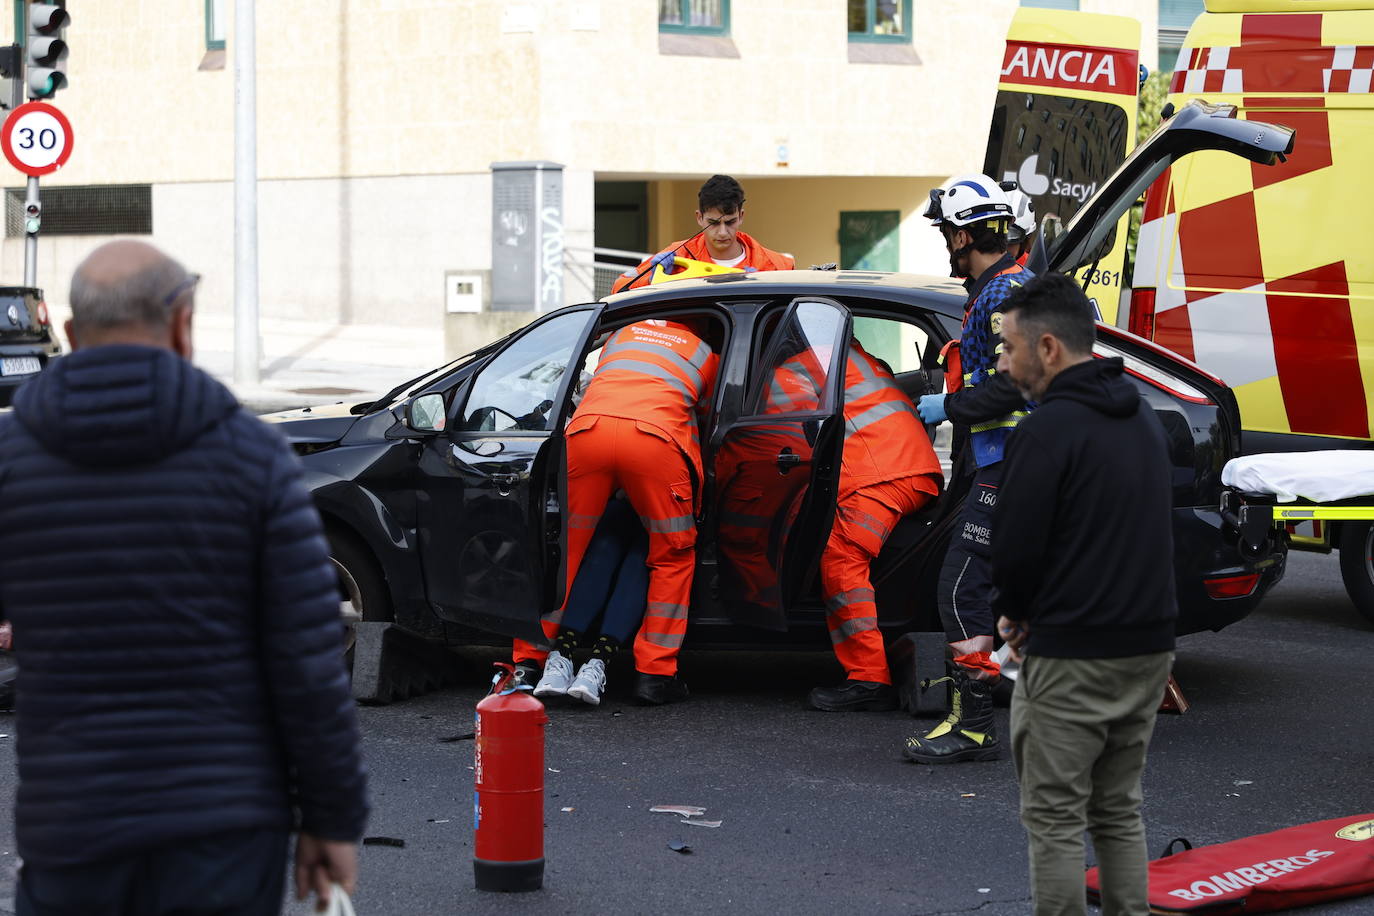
[25,2,68,100]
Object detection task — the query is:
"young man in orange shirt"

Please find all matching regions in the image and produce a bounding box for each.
[611,175,793,293]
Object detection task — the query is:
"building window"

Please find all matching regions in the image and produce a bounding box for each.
[1158,0,1203,72]
[849,0,907,42]
[659,0,729,35]
[5,185,153,237]
[1020,0,1080,8]
[206,0,226,50]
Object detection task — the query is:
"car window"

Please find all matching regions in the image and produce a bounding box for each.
[852,315,929,374]
[458,313,587,433]
[747,300,845,416]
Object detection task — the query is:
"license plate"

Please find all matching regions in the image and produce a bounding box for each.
[1,357,40,376]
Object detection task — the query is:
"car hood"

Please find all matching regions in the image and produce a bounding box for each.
[259,400,366,444]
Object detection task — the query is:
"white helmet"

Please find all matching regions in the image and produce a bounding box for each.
[999,182,1037,242]
[924,174,1013,229]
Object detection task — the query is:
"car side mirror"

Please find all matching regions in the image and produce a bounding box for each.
[406,393,447,435]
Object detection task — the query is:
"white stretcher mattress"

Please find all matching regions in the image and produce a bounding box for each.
[1221,451,1374,503]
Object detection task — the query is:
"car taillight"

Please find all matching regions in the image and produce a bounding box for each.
[36,302,49,326]
[1204,573,1260,599]
[1128,287,1156,340]
[1092,339,1212,405]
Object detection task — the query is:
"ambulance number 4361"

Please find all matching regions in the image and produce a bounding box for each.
[1080,267,1122,287]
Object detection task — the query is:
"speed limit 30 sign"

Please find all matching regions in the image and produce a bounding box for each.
[2,101,73,177]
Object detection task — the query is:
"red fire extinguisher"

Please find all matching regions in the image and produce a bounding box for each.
[474,662,549,892]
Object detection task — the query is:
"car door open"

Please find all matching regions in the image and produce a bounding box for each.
[415,304,605,645]
[711,297,849,631]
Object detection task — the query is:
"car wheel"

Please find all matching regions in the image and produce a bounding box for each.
[1338,520,1374,627]
[327,531,393,660]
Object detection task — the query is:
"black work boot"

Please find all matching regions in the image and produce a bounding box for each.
[633,672,689,706]
[806,679,898,712]
[903,666,999,764]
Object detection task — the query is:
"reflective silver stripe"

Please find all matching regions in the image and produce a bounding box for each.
[646,601,690,620]
[545,606,565,627]
[840,507,889,540]
[643,514,695,533]
[845,375,895,403]
[778,357,824,395]
[602,340,706,392]
[642,630,685,649]
[596,358,695,405]
[845,399,919,438]
[721,511,771,529]
[688,340,712,370]
[569,513,600,530]
[825,588,875,612]
[829,615,878,644]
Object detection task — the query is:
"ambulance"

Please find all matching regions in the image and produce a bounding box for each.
[988,2,1374,621]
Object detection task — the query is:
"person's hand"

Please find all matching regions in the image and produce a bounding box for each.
[295,833,358,914]
[997,616,1028,663]
[650,250,680,274]
[917,393,948,424]
[0,621,11,651]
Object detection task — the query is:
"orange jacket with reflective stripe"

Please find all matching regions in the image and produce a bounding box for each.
[611,231,794,293]
[766,343,943,497]
[572,320,719,492]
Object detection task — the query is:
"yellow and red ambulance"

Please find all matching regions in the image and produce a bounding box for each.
[984,7,1143,324]
[1127,0,1374,459]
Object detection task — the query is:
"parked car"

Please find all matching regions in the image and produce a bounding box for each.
[265,100,1293,656]
[0,287,62,406]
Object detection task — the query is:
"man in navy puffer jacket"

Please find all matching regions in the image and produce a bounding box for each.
[0,241,368,915]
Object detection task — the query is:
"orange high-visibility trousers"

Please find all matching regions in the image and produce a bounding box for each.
[513,414,697,676]
[822,475,939,684]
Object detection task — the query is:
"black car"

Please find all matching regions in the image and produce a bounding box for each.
[0,287,62,406]
[265,100,1292,659]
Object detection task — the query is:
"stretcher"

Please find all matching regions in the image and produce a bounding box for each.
[1220,451,1374,623]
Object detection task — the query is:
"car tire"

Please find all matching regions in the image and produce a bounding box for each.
[1338,520,1374,627]
[327,530,394,664]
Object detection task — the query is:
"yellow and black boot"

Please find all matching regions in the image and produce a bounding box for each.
[903,666,999,764]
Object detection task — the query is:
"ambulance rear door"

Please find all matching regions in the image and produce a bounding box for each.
[985,7,1142,322]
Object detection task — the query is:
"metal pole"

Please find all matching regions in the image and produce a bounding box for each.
[23,176,37,286]
[233,0,259,386]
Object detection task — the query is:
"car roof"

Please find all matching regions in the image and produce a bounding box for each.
[602,269,968,320]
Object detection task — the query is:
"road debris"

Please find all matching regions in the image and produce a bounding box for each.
[561,807,575,813]
[668,842,693,854]
[961,793,976,798]
[680,818,722,828]
[1234,780,1254,786]
[362,836,405,848]
[439,732,474,743]
[650,805,707,817]
[978,888,990,894]
[427,818,450,824]
[548,768,562,773]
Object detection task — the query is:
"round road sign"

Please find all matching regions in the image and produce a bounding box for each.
[1,101,73,177]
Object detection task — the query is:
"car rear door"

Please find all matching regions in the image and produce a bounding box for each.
[416,304,604,644]
[711,297,849,631]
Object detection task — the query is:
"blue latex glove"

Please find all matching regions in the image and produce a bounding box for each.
[743,266,758,273]
[650,250,679,273]
[917,393,948,424]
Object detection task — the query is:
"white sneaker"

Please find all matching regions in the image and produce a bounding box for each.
[533,651,574,697]
[566,658,607,706]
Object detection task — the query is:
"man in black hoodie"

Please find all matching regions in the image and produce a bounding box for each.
[0,241,368,915]
[991,272,1176,916]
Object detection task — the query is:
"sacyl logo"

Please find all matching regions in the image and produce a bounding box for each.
[1003,155,1098,203]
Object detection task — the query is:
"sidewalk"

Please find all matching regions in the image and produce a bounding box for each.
[47,306,446,415]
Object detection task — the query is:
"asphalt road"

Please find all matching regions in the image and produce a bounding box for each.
[1,550,1371,915]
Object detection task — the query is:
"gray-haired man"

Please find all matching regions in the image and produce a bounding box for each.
[0,240,368,915]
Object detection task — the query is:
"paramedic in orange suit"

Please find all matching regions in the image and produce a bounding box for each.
[610,175,794,294]
[513,318,719,706]
[714,338,943,711]
[808,342,943,711]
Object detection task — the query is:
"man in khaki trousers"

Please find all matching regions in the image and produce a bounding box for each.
[990,272,1176,916]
